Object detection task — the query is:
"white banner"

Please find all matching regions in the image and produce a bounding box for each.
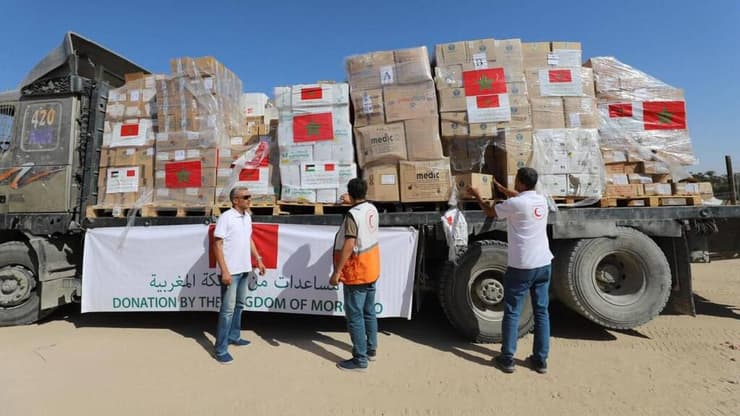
[82,223,418,318]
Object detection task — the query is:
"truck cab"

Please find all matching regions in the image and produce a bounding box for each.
[0,33,147,325]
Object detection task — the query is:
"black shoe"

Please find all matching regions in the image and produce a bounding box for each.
[493,356,515,374]
[367,349,377,362]
[337,359,368,372]
[527,356,547,374]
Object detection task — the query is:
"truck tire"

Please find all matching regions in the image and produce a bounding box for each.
[553,227,671,329]
[0,241,40,326]
[439,240,534,343]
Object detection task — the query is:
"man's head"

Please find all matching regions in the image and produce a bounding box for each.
[514,167,538,192]
[229,186,251,209]
[346,178,368,202]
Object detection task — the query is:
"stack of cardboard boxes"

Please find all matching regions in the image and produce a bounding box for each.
[275,83,356,203]
[434,38,526,199]
[215,94,280,205]
[347,46,450,203]
[98,73,162,208]
[153,56,243,208]
[588,57,696,198]
[531,129,603,198]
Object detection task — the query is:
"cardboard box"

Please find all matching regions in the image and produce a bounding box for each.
[394,47,433,84]
[300,162,340,189]
[154,187,215,205]
[316,188,338,204]
[465,39,497,62]
[434,64,464,89]
[100,147,155,167]
[539,174,568,196]
[97,164,155,206]
[346,51,395,91]
[563,97,599,128]
[337,163,358,194]
[155,147,219,170]
[602,150,628,164]
[364,164,400,202]
[351,88,384,127]
[628,173,653,184]
[435,41,468,65]
[644,183,672,196]
[642,161,670,174]
[652,174,672,184]
[607,174,630,185]
[672,182,702,195]
[531,98,565,129]
[404,118,444,160]
[506,81,528,98]
[383,81,438,122]
[279,163,301,187]
[522,42,550,69]
[399,159,452,202]
[568,173,602,197]
[274,83,350,108]
[605,184,644,198]
[581,68,596,97]
[698,182,713,195]
[497,96,531,129]
[440,112,470,138]
[354,123,408,167]
[468,122,497,137]
[280,185,316,203]
[436,87,466,112]
[241,93,268,117]
[216,166,273,195]
[455,173,493,199]
[549,42,582,68]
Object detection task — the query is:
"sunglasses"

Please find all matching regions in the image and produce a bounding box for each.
[239,195,252,200]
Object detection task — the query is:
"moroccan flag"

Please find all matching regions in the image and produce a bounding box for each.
[120,123,140,137]
[251,223,279,268]
[548,69,573,83]
[165,160,202,188]
[608,103,633,118]
[643,101,686,130]
[476,95,501,108]
[293,112,334,142]
[300,87,323,100]
[239,168,260,181]
[463,68,507,96]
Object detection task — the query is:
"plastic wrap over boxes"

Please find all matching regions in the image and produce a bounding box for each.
[531,129,604,198]
[275,82,356,203]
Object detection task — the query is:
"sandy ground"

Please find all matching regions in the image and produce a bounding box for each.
[1,260,738,416]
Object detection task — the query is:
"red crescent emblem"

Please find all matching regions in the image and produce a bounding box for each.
[533,207,544,219]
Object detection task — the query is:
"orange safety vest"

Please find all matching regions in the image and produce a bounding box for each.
[333,201,380,285]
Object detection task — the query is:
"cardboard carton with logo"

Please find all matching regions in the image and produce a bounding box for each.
[383,81,438,122]
[97,164,155,206]
[351,88,384,127]
[440,112,469,138]
[437,87,467,112]
[455,173,493,199]
[399,159,452,202]
[531,98,565,129]
[345,51,395,91]
[354,123,407,167]
[364,164,400,202]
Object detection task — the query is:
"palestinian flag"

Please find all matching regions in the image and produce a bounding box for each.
[165,160,202,188]
[606,101,687,131]
[293,112,334,142]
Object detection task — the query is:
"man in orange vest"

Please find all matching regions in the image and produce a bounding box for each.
[330,178,381,372]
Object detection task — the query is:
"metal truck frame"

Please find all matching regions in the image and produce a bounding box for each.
[1,33,739,343]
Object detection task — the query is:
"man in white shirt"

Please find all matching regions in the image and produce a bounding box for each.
[212,186,266,365]
[469,167,553,374]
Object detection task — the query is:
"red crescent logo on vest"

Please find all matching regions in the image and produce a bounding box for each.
[533,207,544,219]
[367,212,378,232]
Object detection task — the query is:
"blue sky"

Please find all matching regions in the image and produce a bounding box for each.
[0,0,737,172]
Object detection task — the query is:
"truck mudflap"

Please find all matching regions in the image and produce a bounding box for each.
[658,230,696,316]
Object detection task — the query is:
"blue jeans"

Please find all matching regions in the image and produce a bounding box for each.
[215,272,249,357]
[500,264,551,365]
[343,282,378,367]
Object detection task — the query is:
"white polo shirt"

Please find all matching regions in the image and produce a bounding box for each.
[213,208,253,275]
[494,191,553,269]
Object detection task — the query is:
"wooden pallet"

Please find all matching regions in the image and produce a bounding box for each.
[212,203,281,216]
[276,201,351,215]
[86,205,143,218]
[140,204,211,217]
[599,195,703,208]
[552,197,599,206]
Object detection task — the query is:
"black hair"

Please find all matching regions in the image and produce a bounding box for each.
[516,167,538,191]
[347,178,368,200]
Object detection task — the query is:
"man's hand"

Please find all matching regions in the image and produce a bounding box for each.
[257,259,266,276]
[467,186,482,200]
[221,272,232,286]
[339,193,351,205]
[329,271,342,287]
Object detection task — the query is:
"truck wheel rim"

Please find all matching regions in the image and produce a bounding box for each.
[468,269,505,319]
[591,251,647,306]
[0,266,34,308]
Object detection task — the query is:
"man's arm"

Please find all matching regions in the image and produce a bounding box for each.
[330,237,356,286]
[468,186,497,218]
[251,239,266,276]
[213,238,231,285]
[494,178,520,198]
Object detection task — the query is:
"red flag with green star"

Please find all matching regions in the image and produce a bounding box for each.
[165,161,202,188]
[293,112,334,142]
[642,101,686,130]
[462,68,507,96]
